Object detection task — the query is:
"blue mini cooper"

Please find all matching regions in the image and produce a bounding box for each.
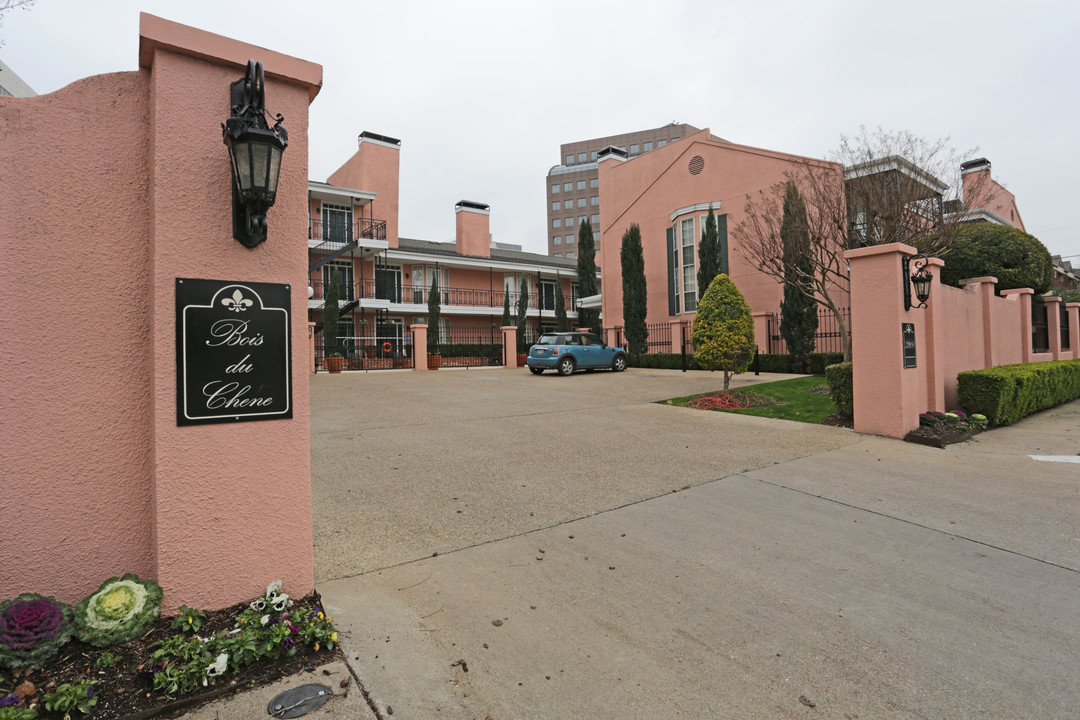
[526,332,628,376]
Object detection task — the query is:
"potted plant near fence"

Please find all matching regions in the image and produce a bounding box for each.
[327,352,344,373]
[324,272,343,373]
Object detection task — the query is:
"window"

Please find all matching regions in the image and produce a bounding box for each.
[551,184,560,194]
[630,144,640,155]
[321,203,353,242]
[680,217,696,312]
[590,196,599,206]
[577,180,586,191]
[590,214,600,224]
[590,178,598,189]
[571,282,580,307]
[565,154,574,165]
[567,217,578,228]
[553,235,562,245]
[567,252,575,259]
[579,216,588,225]
[577,198,587,208]
[577,152,586,163]
[565,234,575,245]
[590,150,598,161]
[540,279,556,311]
[374,261,401,303]
[553,218,562,229]
[552,201,560,211]
[564,182,572,192]
[323,260,354,302]
[658,139,667,148]
[564,200,574,210]
[671,136,680,142]
[644,141,653,152]
[554,253,562,258]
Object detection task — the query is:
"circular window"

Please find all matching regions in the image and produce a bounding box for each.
[689,155,705,175]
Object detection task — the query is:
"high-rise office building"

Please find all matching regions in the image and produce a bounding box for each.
[545,123,700,257]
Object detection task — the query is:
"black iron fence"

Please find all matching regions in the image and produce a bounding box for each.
[767,308,851,355]
[309,217,387,244]
[1062,304,1072,351]
[429,325,504,368]
[315,333,414,372]
[309,279,562,312]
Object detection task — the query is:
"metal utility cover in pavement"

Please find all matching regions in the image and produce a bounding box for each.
[267,684,332,718]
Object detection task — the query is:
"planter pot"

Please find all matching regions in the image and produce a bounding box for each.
[327,356,344,374]
[428,355,442,370]
[517,353,527,367]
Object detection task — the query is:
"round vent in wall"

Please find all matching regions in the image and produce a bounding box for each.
[688,155,705,175]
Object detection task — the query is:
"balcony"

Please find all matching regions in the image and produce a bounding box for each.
[308,279,578,316]
[308,218,388,259]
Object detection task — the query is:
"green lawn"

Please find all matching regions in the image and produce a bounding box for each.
[663,376,837,424]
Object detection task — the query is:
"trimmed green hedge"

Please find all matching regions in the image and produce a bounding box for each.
[633,352,843,374]
[433,343,501,359]
[825,362,853,418]
[957,359,1080,426]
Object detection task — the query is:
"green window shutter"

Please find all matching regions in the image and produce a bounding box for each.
[718,214,729,276]
[667,226,678,315]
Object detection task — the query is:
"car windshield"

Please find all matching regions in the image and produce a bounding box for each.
[536,334,561,345]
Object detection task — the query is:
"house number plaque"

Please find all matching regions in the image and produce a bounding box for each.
[176,278,292,426]
[902,323,917,369]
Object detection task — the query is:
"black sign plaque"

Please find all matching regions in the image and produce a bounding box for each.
[176,278,292,426]
[902,323,917,369]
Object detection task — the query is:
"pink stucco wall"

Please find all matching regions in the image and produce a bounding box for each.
[847,244,1079,438]
[597,129,846,330]
[0,71,155,602]
[456,206,491,258]
[963,166,1025,230]
[327,138,400,247]
[0,14,322,611]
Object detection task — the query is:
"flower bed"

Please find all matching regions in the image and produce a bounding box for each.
[904,410,988,448]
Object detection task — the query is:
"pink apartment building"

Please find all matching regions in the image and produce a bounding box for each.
[307,132,584,368]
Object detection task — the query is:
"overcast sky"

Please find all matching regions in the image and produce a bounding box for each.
[3,0,1078,263]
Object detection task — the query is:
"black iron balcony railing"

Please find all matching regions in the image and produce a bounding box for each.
[308,279,578,311]
[309,218,387,244]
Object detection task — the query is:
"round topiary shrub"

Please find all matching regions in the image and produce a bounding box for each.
[73,574,163,648]
[938,223,1053,293]
[0,593,74,669]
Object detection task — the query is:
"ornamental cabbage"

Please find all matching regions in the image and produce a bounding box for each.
[74,574,163,648]
[0,594,74,669]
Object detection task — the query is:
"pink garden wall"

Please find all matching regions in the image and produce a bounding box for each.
[847,243,1079,439]
[0,15,322,611]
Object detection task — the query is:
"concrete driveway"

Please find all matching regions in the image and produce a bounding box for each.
[314,368,1080,719]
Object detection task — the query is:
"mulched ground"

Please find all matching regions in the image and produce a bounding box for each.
[1,593,344,720]
[904,423,982,448]
[685,390,781,409]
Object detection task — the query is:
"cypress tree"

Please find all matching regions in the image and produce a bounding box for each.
[778,182,818,372]
[427,274,442,351]
[555,280,568,331]
[501,288,512,327]
[692,274,755,390]
[323,271,340,359]
[576,220,600,333]
[620,223,648,364]
[516,275,529,350]
[697,206,721,300]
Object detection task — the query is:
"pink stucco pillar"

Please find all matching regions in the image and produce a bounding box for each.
[143,15,322,611]
[1068,304,1080,360]
[669,319,686,354]
[411,324,428,370]
[846,243,930,439]
[751,312,771,354]
[959,277,998,368]
[502,326,519,367]
[922,258,947,412]
[1001,288,1035,363]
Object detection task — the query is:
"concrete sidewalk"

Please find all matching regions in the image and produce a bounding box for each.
[310,371,1078,719]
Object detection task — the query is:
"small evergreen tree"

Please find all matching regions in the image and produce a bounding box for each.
[427,274,442,352]
[323,271,340,358]
[555,281,568,331]
[697,207,722,300]
[620,223,648,364]
[692,274,756,390]
[576,220,600,333]
[516,275,529,350]
[501,288,512,326]
[778,182,818,372]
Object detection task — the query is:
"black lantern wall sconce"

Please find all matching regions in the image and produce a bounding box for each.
[903,253,933,310]
[222,60,288,248]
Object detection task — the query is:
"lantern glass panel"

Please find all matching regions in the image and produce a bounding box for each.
[252,142,271,192]
[234,140,252,191]
[268,146,282,194]
[912,275,932,302]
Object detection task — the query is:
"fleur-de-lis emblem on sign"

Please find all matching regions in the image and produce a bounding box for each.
[222,289,254,312]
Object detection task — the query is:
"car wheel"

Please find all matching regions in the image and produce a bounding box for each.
[529,366,543,375]
[612,354,627,372]
[558,356,576,376]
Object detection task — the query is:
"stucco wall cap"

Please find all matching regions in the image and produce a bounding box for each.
[1042,295,1063,304]
[959,276,999,286]
[138,13,322,102]
[1000,288,1035,296]
[844,242,916,260]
